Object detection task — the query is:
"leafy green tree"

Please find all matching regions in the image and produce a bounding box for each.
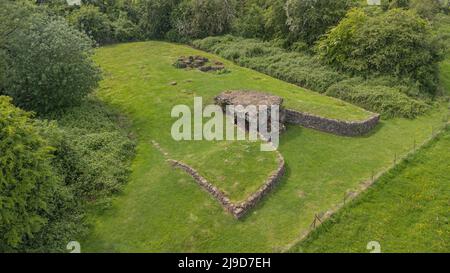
[0,2,101,114]
[285,0,353,45]
[317,8,444,94]
[171,0,235,39]
[382,0,410,9]
[81,0,120,16]
[0,96,60,250]
[410,0,442,19]
[112,12,140,42]
[68,5,113,44]
[137,0,179,39]
[232,0,288,40]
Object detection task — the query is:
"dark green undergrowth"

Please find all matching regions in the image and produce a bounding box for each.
[193,35,433,119]
[45,97,136,203]
[24,97,136,252]
[326,78,431,119]
[291,126,450,253]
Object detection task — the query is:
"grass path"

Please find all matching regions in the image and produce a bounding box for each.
[82,41,448,252]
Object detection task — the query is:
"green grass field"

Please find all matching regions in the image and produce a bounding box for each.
[81,41,448,252]
[291,128,450,253]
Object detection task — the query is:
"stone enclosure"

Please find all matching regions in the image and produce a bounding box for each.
[215,90,380,137]
[168,64,381,218]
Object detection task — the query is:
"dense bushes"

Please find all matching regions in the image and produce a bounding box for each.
[0,2,101,114]
[0,96,136,252]
[170,0,235,40]
[317,8,444,94]
[47,98,136,200]
[232,0,288,40]
[137,0,178,40]
[0,1,135,252]
[0,96,64,251]
[194,35,431,118]
[68,5,114,44]
[326,79,430,119]
[285,0,353,45]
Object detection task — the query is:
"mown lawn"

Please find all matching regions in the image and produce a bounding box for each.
[291,128,450,253]
[82,41,448,252]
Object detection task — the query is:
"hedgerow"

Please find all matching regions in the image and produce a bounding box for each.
[326,78,430,119]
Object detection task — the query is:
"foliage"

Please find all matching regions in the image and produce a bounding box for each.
[326,78,430,119]
[46,98,136,201]
[111,12,140,42]
[137,0,179,39]
[68,5,113,44]
[285,0,353,45]
[410,0,442,19]
[194,35,431,118]
[0,3,101,114]
[0,96,61,251]
[381,0,411,10]
[232,0,288,40]
[317,8,445,94]
[171,0,235,39]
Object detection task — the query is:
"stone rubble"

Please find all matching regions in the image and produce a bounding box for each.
[174,55,225,72]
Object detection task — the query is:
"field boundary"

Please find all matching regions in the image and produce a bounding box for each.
[282,121,449,252]
[285,109,381,136]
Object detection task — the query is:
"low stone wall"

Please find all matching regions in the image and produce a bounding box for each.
[285,109,380,137]
[168,152,285,219]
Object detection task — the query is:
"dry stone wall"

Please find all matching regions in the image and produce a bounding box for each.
[285,109,381,137]
[215,90,380,137]
[168,151,285,219]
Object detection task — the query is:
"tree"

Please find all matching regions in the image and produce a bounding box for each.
[410,0,442,19]
[285,0,353,45]
[137,0,180,39]
[171,0,235,39]
[232,0,288,40]
[68,5,113,44]
[317,8,444,94]
[0,96,60,250]
[0,2,101,114]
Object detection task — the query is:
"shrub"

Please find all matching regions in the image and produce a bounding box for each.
[46,98,136,200]
[326,78,430,118]
[1,4,101,114]
[317,8,445,95]
[0,96,61,250]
